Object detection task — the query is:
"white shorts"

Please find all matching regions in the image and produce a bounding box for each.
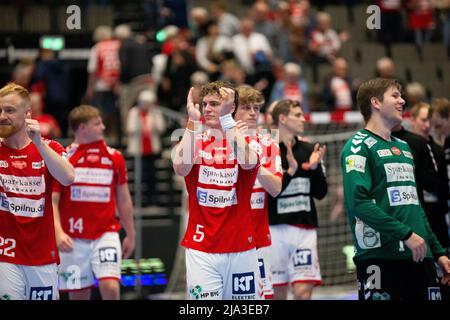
[185,248,262,300]
[267,225,322,286]
[58,232,122,291]
[257,246,274,299]
[0,262,58,300]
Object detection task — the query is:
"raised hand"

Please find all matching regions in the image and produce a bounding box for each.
[308,143,326,170]
[218,87,235,117]
[25,118,42,144]
[186,87,201,121]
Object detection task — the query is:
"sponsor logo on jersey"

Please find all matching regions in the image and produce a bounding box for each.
[32,161,44,169]
[428,287,442,300]
[250,191,265,209]
[86,154,100,163]
[277,195,311,213]
[77,157,85,164]
[101,157,112,165]
[10,155,27,159]
[402,150,413,159]
[74,168,113,185]
[87,148,100,153]
[30,286,53,300]
[196,187,237,208]
[377,149,393,157]
[384,163,415,182]
[99,247,118,263]
[199,165,238,186]
[390,147,401,156]
[345,155,366,173]
[364,137,377,149]
[355,217,381,249]
[0,161,8,168]
[280,177,310,196]
[293,249,312,267]
[232,272,256,297]
[70,186,111,202]
[387,186,419,206]
[0,193,45,217]
[0,174,45,195]
[11,160,27,169]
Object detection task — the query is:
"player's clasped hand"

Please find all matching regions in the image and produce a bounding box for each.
[186,87,201,121]
[25,118,42,143]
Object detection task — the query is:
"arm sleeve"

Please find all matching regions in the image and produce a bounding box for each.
[342,145,412,240]
[310,160,327,200]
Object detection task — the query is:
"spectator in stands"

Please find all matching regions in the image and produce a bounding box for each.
[232,18,273,76]
[376,0,405,56]
[250,1,278,51]
[11,60,34,90]
[210,1,241,37]
[86,25,121,144]
[219,60,247,87]
[126,90,166,207]
[405,82,427,115]
[195,19,233,81]
[159,33,197,112]
[375,57,406,88]
[30,48,72,137]
[30,92,61,140]
[323,57,359,112]
[115,24,153,142]
[269,62,309,112]
[189,6,210,42]
[407,0,435,57]
[308,12,343,83]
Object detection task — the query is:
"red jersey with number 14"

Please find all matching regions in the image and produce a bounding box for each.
[182,131,259,253]
[54,140,127,240]
[0,139,66,266]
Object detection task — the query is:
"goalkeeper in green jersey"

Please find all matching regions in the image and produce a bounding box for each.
[341,78,450,300]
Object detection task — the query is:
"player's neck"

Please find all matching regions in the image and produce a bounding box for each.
[365,120,392,141]
[279,126,295,146]
[2,130,32,149]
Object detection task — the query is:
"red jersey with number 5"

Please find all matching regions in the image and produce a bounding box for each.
[0,139,66,266]
[54,140,127,240]
[181,130,259,253]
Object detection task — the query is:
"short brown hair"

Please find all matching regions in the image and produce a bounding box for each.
[201,81,239,110]
[271,99,301,126]
[356,78,402,123]
[430,98,450,119]
[68,105,101,132]
[0,82,31,108]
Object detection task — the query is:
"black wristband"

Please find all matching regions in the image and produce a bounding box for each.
[401,230,413,241]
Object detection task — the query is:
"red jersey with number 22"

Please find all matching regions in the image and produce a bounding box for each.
[0,139,66,266]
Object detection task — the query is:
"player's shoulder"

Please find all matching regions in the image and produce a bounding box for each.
[106,145,125,160]
[343,130,377,155]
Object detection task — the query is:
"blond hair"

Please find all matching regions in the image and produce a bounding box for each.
[0,82,31,108]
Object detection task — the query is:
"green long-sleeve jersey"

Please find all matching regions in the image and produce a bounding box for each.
[341,129,446,261]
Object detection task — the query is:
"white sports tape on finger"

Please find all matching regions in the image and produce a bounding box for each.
[219,114,236,131]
